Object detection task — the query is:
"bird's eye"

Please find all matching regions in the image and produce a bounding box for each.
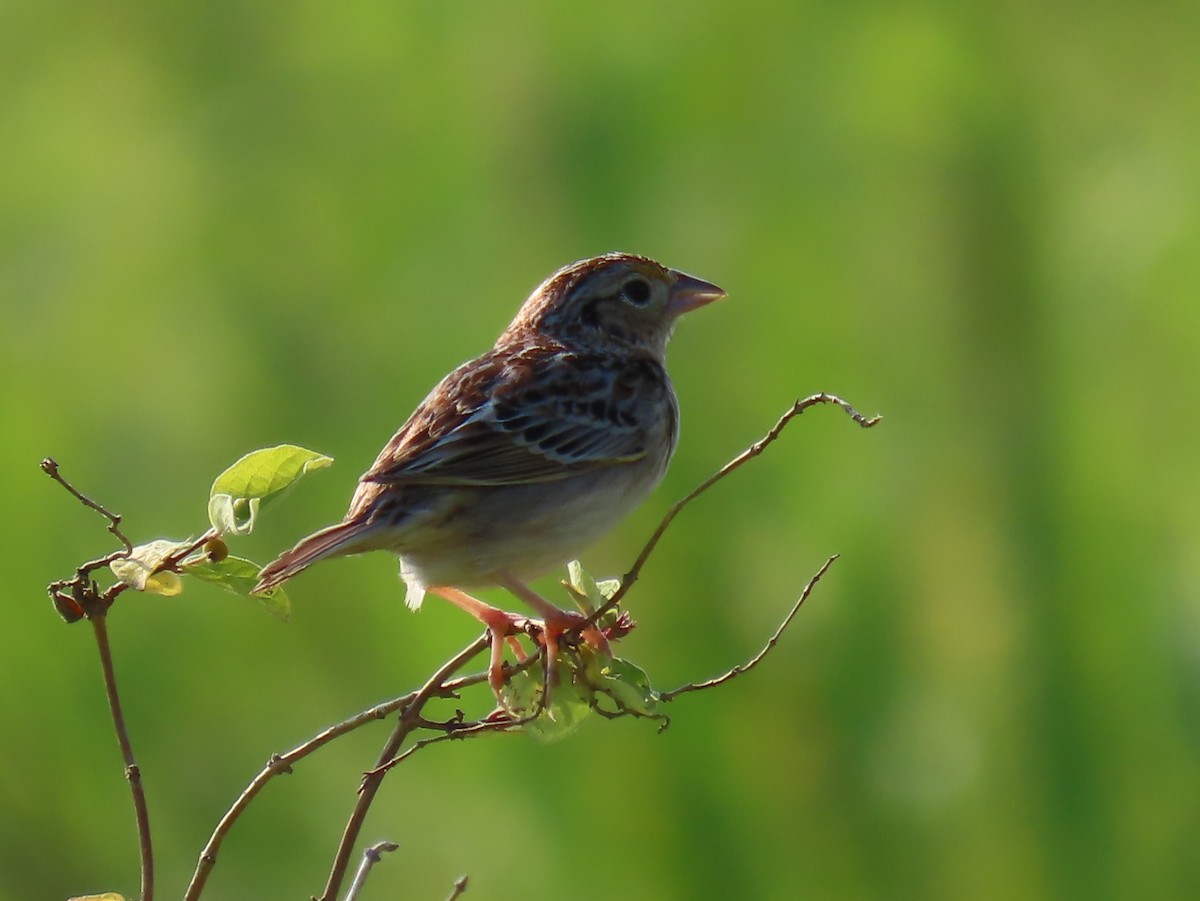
[621,278,652,306]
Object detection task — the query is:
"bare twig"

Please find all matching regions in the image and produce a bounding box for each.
[345,840,400,901]
[589,393,879,629]
[42,461,135,621]
[367,698,543,779]
[41,461,218,623]
[316,636,490,901]
[447,875,470,899]
[40,462,154,899]
[41,457,133,553]
[660,553,839,701]
[169,528,222,566]
[184,638,546,900]
[185,698,413,901]
[185,635,488,901]
[91,602,155,900]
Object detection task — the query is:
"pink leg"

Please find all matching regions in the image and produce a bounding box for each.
[427,585,528,696]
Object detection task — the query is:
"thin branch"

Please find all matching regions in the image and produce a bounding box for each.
[198,552,840,899]
[589,393,879,629]
[168,528,221,567]
[660,553,839,701]
[91,613,154,901]
[344,840,400,901]
[184,635,545,901]
[366,643,563,778]
[447,875,470,900]
[41,461,154,897]
[366,702,538,779]
[42,460,138,620]
[41,457,133,553]
[42,459,220,622]
[316,636,490,901]
[185,635,488,901]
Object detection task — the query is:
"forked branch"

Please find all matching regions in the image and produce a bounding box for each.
[592,392,880,626]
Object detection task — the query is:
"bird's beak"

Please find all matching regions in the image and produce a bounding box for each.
[667,270,727,315]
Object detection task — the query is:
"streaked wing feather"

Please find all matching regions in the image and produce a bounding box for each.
[364,348,652,487]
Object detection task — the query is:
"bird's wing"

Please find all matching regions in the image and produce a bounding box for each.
[362,347,666,487]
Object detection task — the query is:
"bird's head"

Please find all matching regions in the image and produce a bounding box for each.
[504,252,726,355]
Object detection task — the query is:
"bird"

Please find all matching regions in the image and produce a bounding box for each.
[253,252,726,695]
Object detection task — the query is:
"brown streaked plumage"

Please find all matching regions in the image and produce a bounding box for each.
[253,252,725,695]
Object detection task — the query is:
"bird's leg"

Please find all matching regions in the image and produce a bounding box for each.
[495,573,613,664]
[426,586,529,695]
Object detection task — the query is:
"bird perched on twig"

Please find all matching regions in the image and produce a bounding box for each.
[253,252,726,695]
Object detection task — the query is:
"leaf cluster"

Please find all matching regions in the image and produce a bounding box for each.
[97,445,332,621]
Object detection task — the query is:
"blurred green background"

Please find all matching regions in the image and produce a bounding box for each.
[4,2,1198,899]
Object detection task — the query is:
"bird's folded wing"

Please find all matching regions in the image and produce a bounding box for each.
[363,354,652,487]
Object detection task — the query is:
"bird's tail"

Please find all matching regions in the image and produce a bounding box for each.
[253,520,373,594]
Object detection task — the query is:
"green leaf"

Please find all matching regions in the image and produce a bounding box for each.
[596,657,659,716]
[498,664,541,714]
[184,555,291,621]
[528,671,592,744]
[208,445,333,536]
[562,560,619,615]
[594,578,621,601]
[110,539,192,595]
[502,659,594,744]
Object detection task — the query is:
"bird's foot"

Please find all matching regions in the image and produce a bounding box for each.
[427,586,534,697]
[537,608,612,674]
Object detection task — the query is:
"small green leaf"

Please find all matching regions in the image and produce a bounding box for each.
[502,659,593,744]
[596,657,659,716]
[563,560,619,615]
[110,539,192,594]
[208,444,333,535]
[594,578,621,601]
[498,665,541,714]
[529,672,592,744]
[184,555,291,621]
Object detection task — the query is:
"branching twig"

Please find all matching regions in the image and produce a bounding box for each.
[41,461,155,900]
[367,696,544,779]
[184,688,424,901]
[660,553,839,701]
[184,640,550,900]
[41,457,133,554]
[345,840,400,901]
[41,460,218,622]
[589,393,880,629]
[316,636,491,901]
[185,633,495,900]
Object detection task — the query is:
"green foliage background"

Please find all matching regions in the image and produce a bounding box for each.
[4,3,1198,899]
